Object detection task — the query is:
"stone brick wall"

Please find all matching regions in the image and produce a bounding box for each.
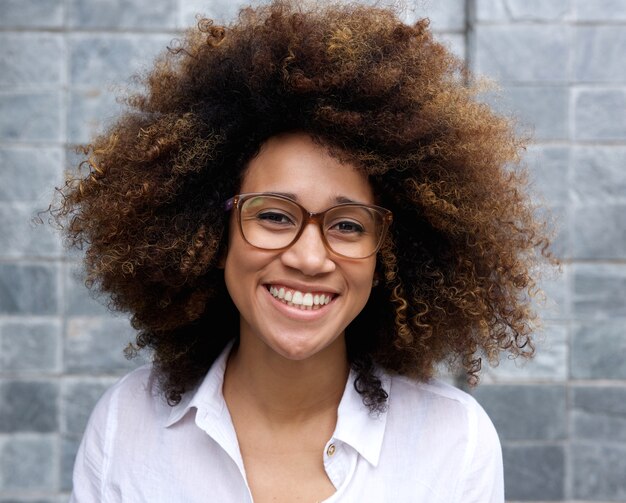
[468,1,626,501]
[0,0,624,501]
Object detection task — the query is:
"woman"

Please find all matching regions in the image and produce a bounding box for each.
[53,1,556,501]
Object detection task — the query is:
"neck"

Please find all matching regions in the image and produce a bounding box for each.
[224,335,350,425]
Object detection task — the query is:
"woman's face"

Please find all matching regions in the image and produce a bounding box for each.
[223,132,377,362]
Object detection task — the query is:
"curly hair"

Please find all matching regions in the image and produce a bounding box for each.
[50,0,557,411]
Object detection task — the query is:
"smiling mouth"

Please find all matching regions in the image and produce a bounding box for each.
[267,285,334,310]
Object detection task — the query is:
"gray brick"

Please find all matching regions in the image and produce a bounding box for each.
[0,436,56,491]
[505,0,572,20]
[571,321,626,379]
[572,204,626,260]
[525,145,570,205]
[575,0,626,21]
[503,445,565,501]
[61,238,86,263]
[0,263,58,315]
[475,0,573,21]
[572,146,626,204]
[483,323,568,382]
[178,0,250,27]
[574,89,626,141]
[541,203,569,261]
[483,86,569,141]
[67,0,177,29]
[0,0,63,28]
[64,264,112,316]
[574,27,626,82]
[0,499,62,503]
[0,202,62,258]
[69,34,172,86]
[421,0,466,31]
[67,88,127,145]
[473,0,508,21]
[65,144,88,174]
[61,435,81,492]
[0,92,62,142]
[0,33,65,87]
[0,320,60,372]
[572,386,626,442]
[61,379,115,435]
[64,316,144,373]
[0,499,63,503]
[536,268,569,321]
[572,264,626,318]
[472,385,566,440]
[0,147,64,203]
[0,380,59,433]
[571,443,626,500]
[435,33,466,61]
[474,26,570,83]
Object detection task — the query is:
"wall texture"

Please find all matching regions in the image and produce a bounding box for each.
[0,0,624,501]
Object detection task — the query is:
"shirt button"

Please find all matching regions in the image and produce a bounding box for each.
[326,443,336,457]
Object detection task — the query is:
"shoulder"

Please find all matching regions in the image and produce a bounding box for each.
[70,364,165,497]
[391,374,488,411]
[380,374,504,502]
[86,363,168,432]
[387,374,499,442]
[97,363,157,404]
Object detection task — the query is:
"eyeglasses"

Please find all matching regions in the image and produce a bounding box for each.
[225,192,392,259]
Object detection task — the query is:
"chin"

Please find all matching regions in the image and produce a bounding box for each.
[271,343,321,361]
[265,331,343,362]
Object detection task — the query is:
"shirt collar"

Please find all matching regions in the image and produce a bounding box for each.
[164,339,234,428]
[333,368,390,467]
[163,341,391,468]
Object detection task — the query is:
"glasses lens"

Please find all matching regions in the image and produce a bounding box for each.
[324,205,385,258]
[238,194,387,258]
[239,195,303,250]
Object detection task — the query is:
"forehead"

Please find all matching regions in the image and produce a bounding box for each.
[240,132,374,206]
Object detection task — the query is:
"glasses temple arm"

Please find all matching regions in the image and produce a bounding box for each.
[224,197,235,212]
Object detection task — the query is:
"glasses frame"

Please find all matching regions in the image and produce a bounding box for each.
[224,192,393,259]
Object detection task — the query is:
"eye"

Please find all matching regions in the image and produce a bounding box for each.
[329,219,365,234]
[257,210,297,227]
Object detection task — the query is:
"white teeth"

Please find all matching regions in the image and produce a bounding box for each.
[292,291,303,305]
[303,293,313,307]
[268,286,332,309]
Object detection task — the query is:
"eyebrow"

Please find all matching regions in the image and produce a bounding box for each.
[269,192,363,205]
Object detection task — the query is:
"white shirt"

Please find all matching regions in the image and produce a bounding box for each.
[70,342,504,502]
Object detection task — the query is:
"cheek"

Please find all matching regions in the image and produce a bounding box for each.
[223,221,272,299]
[349,259,377,301]
[225,216,251,268]
[223,247,256,320]
[223,222,251,299]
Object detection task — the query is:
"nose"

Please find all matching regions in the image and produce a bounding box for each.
[280,222,336,275]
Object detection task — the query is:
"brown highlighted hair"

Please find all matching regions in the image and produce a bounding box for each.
[50,0,557,411]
